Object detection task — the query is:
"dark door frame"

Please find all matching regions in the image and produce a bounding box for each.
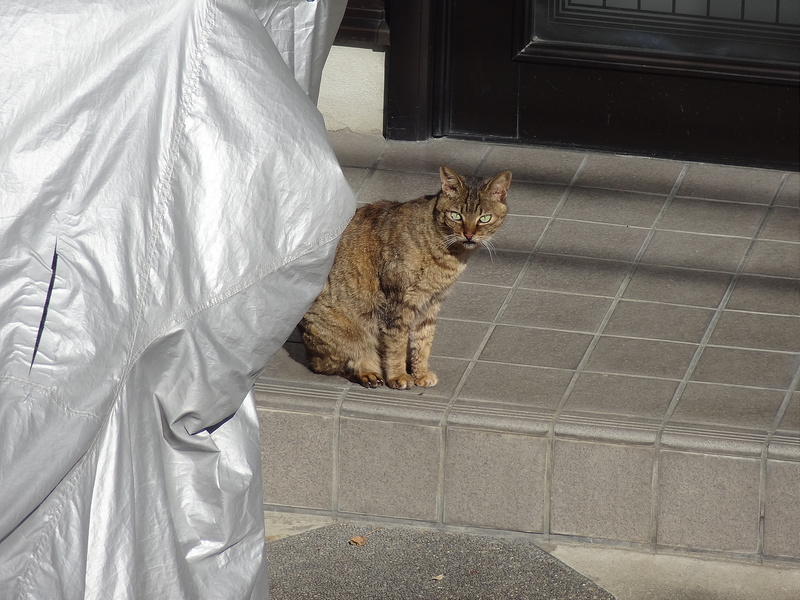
[383,0,435,141]
[383,0,799,170]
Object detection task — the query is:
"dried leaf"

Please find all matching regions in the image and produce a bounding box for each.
[348,527,382,547]
[348,536,368,546]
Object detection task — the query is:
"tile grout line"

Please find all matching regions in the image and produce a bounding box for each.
[331,383,353,517]
[434,153,591,528]
[441,315,800,347]
[539,164,689,541]
[472,145,494,177]
[757,359,800,559]
[348,137,391,202]
[648,172,789,550]
[369,137,392,171]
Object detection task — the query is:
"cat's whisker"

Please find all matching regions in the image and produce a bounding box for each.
[482,239,498,262]
[444,234,460,249]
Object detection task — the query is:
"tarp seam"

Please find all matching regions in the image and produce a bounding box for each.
[1,376,101,423]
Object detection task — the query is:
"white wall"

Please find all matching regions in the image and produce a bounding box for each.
[317,45,385,136]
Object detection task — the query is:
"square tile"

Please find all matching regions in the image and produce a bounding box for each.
[259,410,334,509]
[559,188,666,228]
[670,382,785,431]
[377,138,488,175]
[439,282,510,322]
[657,451,760,553]
[692,346,798,389]
[641,230,750,272]
[356,170,440,204]
[744,240,800,278]
[460,248,527,287]
[575,153,683,194]
[539,220,649,262]
[677,163,785,203]
[342,167,369,194]
[521,254,630,296]
[776,173,799,207]
[584,337,697,379]
[479,144,586,184]
[506,181,567,217]
[563,372,679,419]
[658,198,767,238]
[623,264,732,308]
[432,319,491,360]
[500,289,612,333]
[491,214,549,252]
[764,460,800,558]
[338,418,440,520]
[727,275,800,316]
[710,311,800,352]
[776,392,799,434]
[759,207,800,243]
[458,362,574,408]
[327,130,386,168]
[444,428,547,532]
[551,440,654,542]
[604,300,714,343]
[480,325,593,370]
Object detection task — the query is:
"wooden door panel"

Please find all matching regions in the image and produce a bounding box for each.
[384,0,799,169]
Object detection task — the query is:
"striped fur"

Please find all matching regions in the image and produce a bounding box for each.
[300,166,511,389]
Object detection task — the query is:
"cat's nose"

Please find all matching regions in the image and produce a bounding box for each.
[464,231,475,241]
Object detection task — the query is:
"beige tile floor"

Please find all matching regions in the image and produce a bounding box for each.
[256,132,799,565]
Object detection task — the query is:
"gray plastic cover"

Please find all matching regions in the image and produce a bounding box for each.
[0,1,354,598]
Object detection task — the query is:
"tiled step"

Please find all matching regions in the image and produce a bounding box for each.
[256,133,799,565]
[255,358,799,563]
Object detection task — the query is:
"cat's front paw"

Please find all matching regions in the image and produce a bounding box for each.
[414,372,438,387]
[355,371,384,388]
[387,374,415,390]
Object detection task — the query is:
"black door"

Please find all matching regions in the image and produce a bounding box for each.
[384,0,799,170]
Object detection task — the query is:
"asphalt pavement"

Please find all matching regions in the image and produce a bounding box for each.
[266,523,616,600]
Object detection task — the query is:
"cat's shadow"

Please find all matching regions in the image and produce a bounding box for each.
[272,326,370,388]
[283,329,309,366]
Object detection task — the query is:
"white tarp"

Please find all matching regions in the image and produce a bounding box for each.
[0,1,354,598]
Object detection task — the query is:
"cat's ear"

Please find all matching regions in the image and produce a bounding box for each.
[440,165,464,197]
[484,171,512,204]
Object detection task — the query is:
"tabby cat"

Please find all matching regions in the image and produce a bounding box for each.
[300,166,512,389]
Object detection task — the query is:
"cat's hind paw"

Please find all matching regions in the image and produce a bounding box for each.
[387,374,415,390]
[354,371,384,388]
[414,372,438,387]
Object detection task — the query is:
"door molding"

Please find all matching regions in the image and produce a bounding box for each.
[514,0,800,83]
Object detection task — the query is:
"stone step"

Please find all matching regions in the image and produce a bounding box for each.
[255,361,799,563]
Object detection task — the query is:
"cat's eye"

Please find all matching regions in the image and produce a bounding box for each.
[450,212,462,221]
[478,214,492,223]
